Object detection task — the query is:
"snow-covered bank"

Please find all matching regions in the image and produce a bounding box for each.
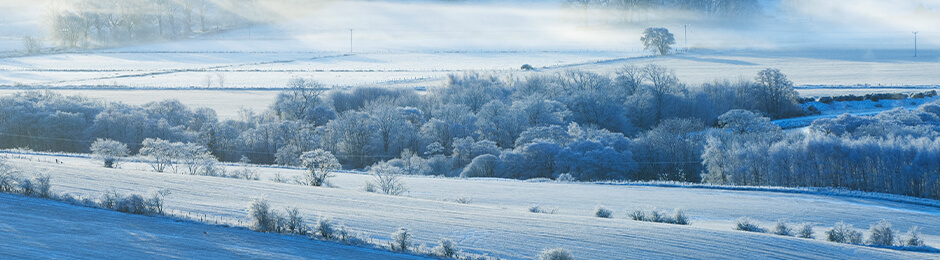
[0,193,429,259]
[6,153,939,259]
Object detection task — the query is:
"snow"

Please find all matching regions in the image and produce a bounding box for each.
[772,96,939,129]
[6,153,939,259]
[0,193,429,259]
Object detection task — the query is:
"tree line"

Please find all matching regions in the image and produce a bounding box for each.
[48,0,260,48]
[0,66,800,178]
[5,67,936,199]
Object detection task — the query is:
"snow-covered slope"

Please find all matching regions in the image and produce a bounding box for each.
[0,193,428,259]
[7,154,939,259]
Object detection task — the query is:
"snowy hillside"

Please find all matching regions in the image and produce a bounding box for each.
[0,193,428,259]
[6,154,939,259]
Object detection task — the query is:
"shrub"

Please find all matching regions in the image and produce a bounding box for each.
[867,220,895,247]
[673,209,689,225]
[595,206,613,218]
[555,173,575,182]
[648,210,663,223]
[390,227,412,252]
[735,218,765,233]
[0,163,18,192]
[33,174,51,198]
[529,205,556,214]
[248,198,282,233]
[521,64,534,70]
[773,220,792,236]
[903,227,925,247]
[433,238,459,258]
[797,223,815,239]
[282,207,307,235]
[99,190,166,215]
[369,164,408,195]
[454,196,473,204]
[536,248,574,260]
[629,210,645,221]
[826,222,863,244]
[18,178,33,196]
[316,217,336,240]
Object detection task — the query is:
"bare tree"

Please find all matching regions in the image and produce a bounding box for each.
[21,36,42,54]
[643,64,679,123]
[216,73,226,88]
[368,164,407,195]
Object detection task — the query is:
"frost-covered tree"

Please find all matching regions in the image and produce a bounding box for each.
[536,247,574,260]
[90,138,129,168]
[300,149,340,187]
[641,27,675,55]
[754,68,801,118]
[325,111,377,168]
[460,154,499,178]
[272,78,328,124]
[369,163,407,195]
[139,138,181,173]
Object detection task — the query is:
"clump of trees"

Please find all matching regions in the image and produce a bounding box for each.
[0,67,805,186]
[704,102,940,199]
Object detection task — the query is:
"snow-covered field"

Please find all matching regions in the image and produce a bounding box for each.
[2,49,937,88]
[5,153,939,259]
[0,193,428,260]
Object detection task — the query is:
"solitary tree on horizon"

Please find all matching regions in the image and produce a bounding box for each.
[641,27,676,55]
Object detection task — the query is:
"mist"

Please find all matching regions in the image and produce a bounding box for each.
[0,0,937,52]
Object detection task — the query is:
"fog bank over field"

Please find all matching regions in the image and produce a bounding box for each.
[0,0,937,52]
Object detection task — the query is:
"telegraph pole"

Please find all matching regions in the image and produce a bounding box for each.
[682,24,689,51]
[913,31,919,57]
[349,29,353,53]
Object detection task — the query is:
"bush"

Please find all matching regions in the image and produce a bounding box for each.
[316,217,336,240]
[390,227,412,252]
[735,218,765,233]
[536,248,574,260]
[904,226,925,247]
[826,222,863,244]
[595,206,613,218]
[555,173,575,182]
[99,190,167,215]
[797,223,815,239]
[454,196,473,204]
[0,162,18,192]
[521,64,534,70]
[673,209,689,225]
[629,210,645,221]
[773,220,792,236]
[648,210,663,223]
[867,220,895,247]
[369,164,408,196]
[33,174,51,198]
[529,205,556,214]
[18,178,33,196]
[433,238,459,258]
[282,207,307,235]
[248,198,282,233]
